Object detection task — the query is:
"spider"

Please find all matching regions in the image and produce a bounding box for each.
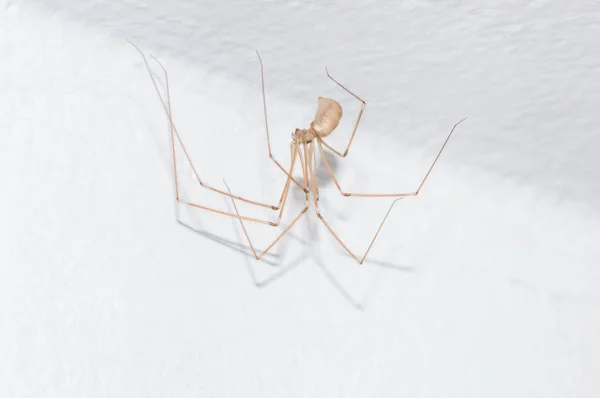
[131,42,466,264]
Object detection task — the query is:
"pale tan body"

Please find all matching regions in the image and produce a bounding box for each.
[131,42,466,264]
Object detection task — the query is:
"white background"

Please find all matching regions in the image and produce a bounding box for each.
[1,1,599,397]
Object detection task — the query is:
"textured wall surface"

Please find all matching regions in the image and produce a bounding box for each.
[29,0,600,208]
[1,1,599,397]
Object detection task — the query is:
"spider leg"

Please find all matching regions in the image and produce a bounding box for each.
[130,41,297,225]
[306,141,319,208]
[180,140,297,227]
[318,67,366,158]
[256,51,309,193]
[316,118,466,197]
[225,140,309,260]
[307,140,400,264]
[311,142,319,202]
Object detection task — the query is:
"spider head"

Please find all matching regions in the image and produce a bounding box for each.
[293,128,313,143]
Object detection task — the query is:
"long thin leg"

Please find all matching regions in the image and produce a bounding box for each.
[256,51,308,193]
[182,141,297,226]
[297,142,308,193]
[153,54,294,224]
[306,141,319,208]
[317,118,467,198]
[311,141,319,201]
[129,41,296,225]
[306,140,401,264]
[317,199,402,264]
[152,53,294,226]
[225,140,309,260]
[318,68,366,158]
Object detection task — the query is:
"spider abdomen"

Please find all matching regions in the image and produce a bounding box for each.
[310,97,342,138]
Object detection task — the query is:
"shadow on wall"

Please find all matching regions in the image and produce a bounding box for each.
[174,182,415,310]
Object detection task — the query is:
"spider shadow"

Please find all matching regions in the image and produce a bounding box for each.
[136,60,179,178]
[222,197,308,287]
[172,160,414,309]
[315,149,339,189]
[174,200,285,266]
[223,191,414,310]
[309,218,415,310]
[340,251,415,272]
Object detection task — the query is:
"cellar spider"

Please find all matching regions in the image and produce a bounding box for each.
[131,42,466,264]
